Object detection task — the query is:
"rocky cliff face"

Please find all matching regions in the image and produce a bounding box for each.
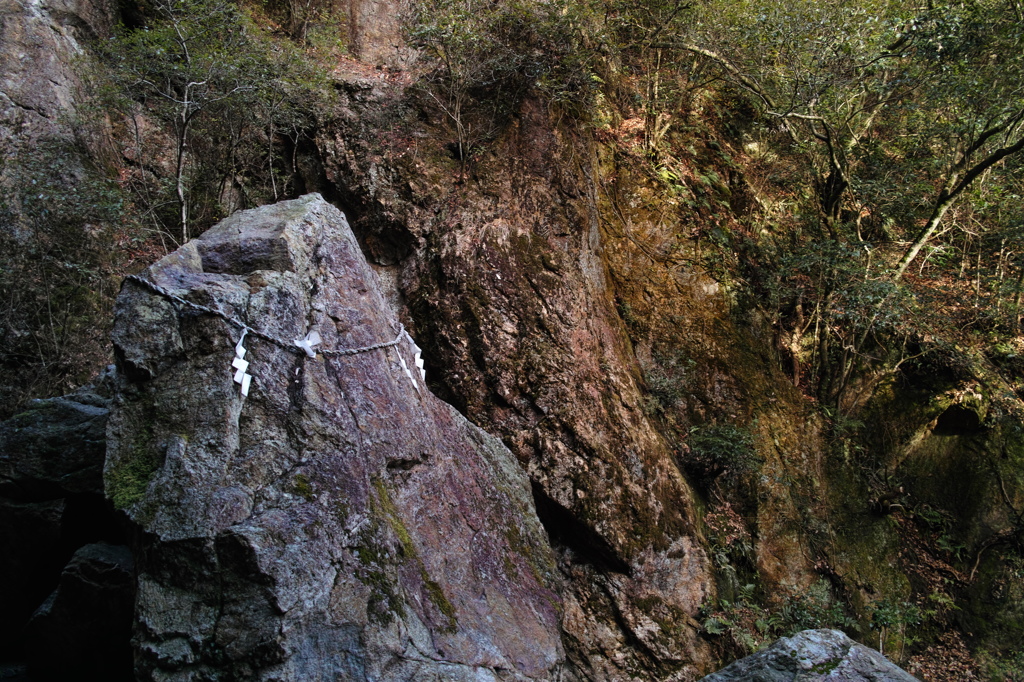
[317,86,718,677]
[107,194,564,680]
[0,0,112,152]
[309,29,1024,676]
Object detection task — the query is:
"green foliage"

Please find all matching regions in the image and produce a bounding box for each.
[0,137,132,414]
[981,648,1024,682]
[768,238,921,404]
[686,422,760,482]
[617,0,1024,406]
[407,0,596,162]
[779,580,856,633]
[0,0,334,410]
[869,598,921,630]
[700,583,772,655]
[914,504,968,562]
[97,0,331,241]
[258,0,346,48]
[701,579,854,658]
[867,597,922,656]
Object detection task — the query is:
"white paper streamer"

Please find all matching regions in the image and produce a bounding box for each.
[398,351,418,391]
[396,329,427,391]
[232,356,249,384]
[233,330,253,397]
[293,329,322,358]
[413,346,426,382]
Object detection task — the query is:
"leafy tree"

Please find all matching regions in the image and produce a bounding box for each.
[99,0,329,241]
[639,0,1024,405]
[891,1,1024,280]
[650,0,921,233]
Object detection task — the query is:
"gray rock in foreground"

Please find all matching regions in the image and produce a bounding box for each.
[700,629,919,681]
[107,194,564,681]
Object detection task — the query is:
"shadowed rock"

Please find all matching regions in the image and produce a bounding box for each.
[0,377,112,501]
[0,374,120,662]
[107,193,564,681]
[0,498,64,659]
[26,542,134,681]
[699,629,920,682]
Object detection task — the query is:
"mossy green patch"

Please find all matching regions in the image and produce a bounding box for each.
[811,657,842,674]
[107,425,161,510]
[372,478,417,558]
[633,593,689,637]
[335,499,350,527]
[422,569,457,633]
[355,516,406,626]
[368,478,460,631]
[292,473,316,501]
[503,519,556,587]
[364,568,405,626]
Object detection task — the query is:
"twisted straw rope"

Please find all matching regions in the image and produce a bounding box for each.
[124,274,406,356]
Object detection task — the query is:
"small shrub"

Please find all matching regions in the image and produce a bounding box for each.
[0,138,133,415]
[406,0,597,167]
[869,597,922,656]
[686,422,760,481]
[779,579,855,634]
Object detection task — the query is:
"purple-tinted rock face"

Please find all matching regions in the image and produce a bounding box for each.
[107,194,564,681]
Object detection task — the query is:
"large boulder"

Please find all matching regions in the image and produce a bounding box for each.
[107,193,564,681]
[699,629,919,682]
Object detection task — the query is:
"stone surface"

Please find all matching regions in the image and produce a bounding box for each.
[699,629,920,682]
[0,0,115,153]
[0,376,111,500]
[319,85,716,678]
[340,0,413,67]
[107,193,564,681]
[0,372,119,662]
[26,542,134,681]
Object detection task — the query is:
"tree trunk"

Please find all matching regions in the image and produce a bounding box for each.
[892,194,955,282]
